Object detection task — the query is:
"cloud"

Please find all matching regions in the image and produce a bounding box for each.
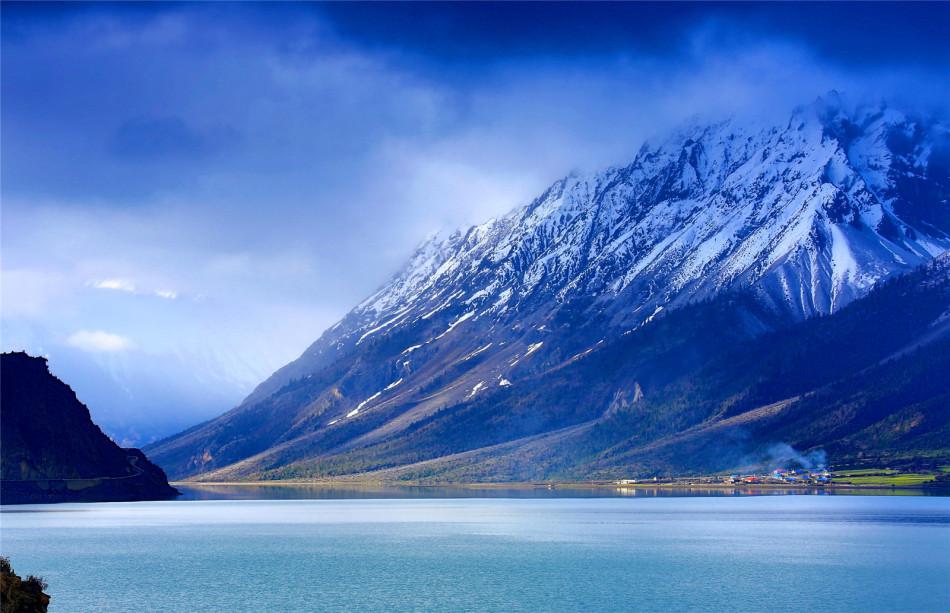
[88,278,178,300]
[90,278,137,293]
[66,330,134,353]
[2,3,947,443]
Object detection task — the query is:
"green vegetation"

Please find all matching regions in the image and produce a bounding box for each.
[833,468,900,476]
[831,470,938,487]
[841,474,935,486]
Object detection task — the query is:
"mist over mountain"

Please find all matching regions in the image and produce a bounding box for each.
[147,96,950,481]
[20,347,254,447]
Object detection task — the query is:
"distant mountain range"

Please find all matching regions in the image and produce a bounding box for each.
[147,95,950,482]
[1,352,178,504]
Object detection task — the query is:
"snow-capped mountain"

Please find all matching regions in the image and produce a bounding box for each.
[244,95,948,398]
[147,95,950,480]
[384,98,944,313]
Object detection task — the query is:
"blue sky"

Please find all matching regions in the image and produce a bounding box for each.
[3,2,949,444]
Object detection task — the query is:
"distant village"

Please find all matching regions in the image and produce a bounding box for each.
[723,468,832,485]
[616,467,833,487]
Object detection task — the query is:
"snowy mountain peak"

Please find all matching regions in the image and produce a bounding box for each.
[245,98,949,407]
[353,98,946,330]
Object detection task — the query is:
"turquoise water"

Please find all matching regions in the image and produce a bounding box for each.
[2,493,949,612]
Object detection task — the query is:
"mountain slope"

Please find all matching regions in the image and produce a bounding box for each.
[194,256,950,482]
[1,352,179,504]
[148,96,950,481]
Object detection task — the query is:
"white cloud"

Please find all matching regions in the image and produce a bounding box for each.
[90,278,137,292]
[89,277,179,300]
[66,330,134,352]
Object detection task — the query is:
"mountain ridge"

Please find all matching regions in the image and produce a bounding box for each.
[147,95,950,481]
[237,95,949,408]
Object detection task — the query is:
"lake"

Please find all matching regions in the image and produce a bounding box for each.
[2,488,949,612]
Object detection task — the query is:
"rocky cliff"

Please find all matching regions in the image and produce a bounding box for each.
[1,352,179,504]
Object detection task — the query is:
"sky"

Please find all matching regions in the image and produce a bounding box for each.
[3,2,949,445]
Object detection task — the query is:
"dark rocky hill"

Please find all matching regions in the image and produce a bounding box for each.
[1,352,179,504]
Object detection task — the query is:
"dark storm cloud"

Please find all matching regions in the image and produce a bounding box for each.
[4,2,948,206]
[314,2,950,68]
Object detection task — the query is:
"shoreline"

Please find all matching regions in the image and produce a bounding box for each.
[171,480,947,492]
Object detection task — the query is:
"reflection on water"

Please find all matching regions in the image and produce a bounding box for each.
[173,482,936,501]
